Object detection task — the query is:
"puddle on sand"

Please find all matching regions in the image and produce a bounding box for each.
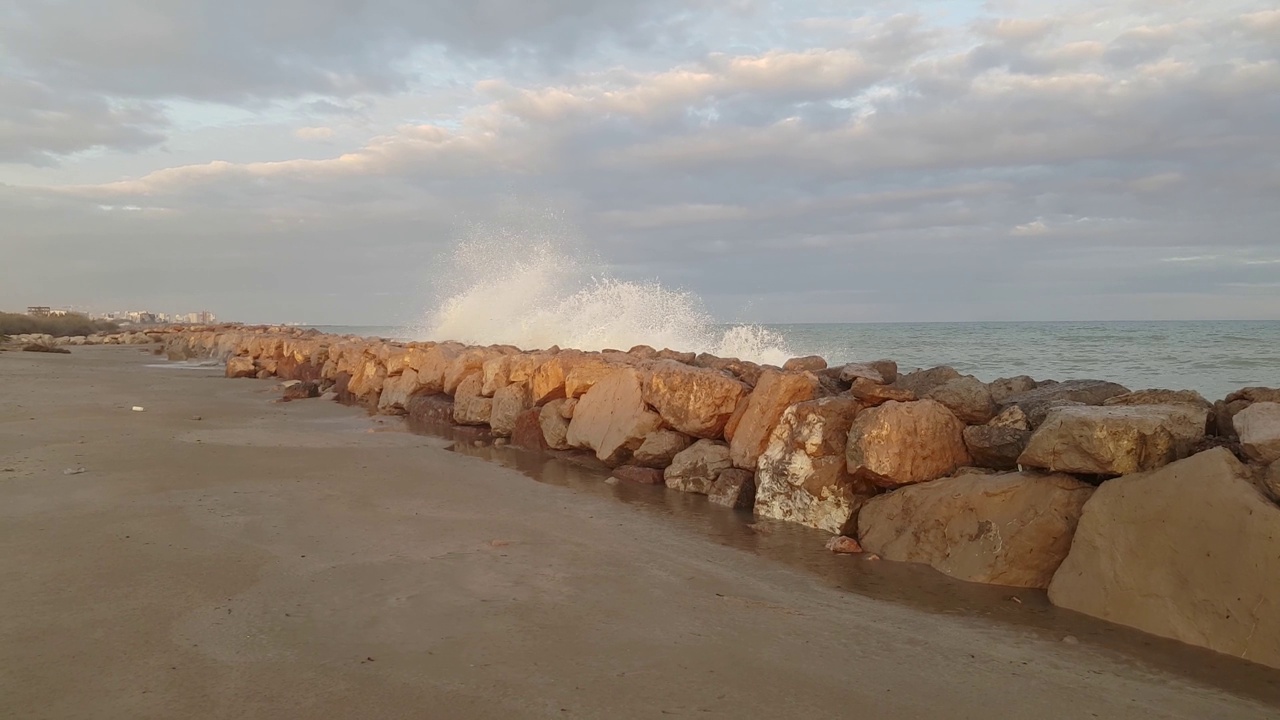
[398,419,1280,706]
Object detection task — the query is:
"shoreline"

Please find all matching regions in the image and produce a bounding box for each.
[2,345,1279,718]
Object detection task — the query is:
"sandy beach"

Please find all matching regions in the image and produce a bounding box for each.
[2,346,1278,720]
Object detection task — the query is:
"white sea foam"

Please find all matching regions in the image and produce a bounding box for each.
[412,229,793,365]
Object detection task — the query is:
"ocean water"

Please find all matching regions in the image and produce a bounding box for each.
[310,320,1279,402]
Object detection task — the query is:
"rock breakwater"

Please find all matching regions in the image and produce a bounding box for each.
[146,324,1280,670]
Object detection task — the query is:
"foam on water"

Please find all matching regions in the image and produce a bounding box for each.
[412,230,793,365]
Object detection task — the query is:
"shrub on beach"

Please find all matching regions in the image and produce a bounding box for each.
[0,312,120,338]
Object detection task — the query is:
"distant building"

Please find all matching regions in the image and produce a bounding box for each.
[27,306,51,317]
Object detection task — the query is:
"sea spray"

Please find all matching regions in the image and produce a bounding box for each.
[413,228,794,365]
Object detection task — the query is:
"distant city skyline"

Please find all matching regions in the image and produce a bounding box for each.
[22,305,218,325]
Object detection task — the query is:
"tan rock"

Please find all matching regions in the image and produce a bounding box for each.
[1264,461,1280,503]
[988,405,1030,431]
[926,376,997,425]
[560,398,578,419]
[444,348,496,396]
[838,363,886,385]
[664,440,732,494]
[892,366,962,397]
[377,368,422,414]
[225,356,255,379]
[531,350,584,405]
[849,377,915,406]
[565,357,624,398]
[452,372,493,426]
[538,400,573,451]
[384,348,412,376]
[1000,380,1131,429]
[642,360,748,439]
[755,397,875,534]
[1019,405,1207,476]
[481,354,514,396]
[490,382,533,437]
[858,471,1094,589]
[708,469,756,509]
[728,370,820,470]
[1234,402,1280,464]
[566,368,663,465]
[1048,449,1280,670]
[962,425,1032,470]
[412,344,461,395]
[988,376,1038,404]
[783,356,827,372]
[847,400,971,488]
[1104,389,1211,411]
[347,356,387,400]
[632,430,692,469]
[1214,387,1280,439]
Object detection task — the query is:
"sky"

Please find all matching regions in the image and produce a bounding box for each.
[2,0,1279,325]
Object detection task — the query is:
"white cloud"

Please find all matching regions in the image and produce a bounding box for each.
[295,126,336,140]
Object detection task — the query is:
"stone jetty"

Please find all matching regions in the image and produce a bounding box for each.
[85,324,1280,670]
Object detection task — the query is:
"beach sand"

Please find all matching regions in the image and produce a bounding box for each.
[2,346,1277,720]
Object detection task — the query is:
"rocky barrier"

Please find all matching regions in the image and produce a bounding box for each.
[143,325,1280,669]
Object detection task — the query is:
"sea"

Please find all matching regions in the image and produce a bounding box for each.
[309,321,1279,403]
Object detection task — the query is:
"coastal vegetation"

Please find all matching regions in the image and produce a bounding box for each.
[0,312,119,338]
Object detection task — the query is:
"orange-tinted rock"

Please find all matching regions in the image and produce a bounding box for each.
[783,356,828,372]
[826,536,864,554]
[926,376,997,425]
[858,471,1093,588]
[642,360,748,439]
[378,368,422,414]
[225,356,255,379]
[849,377,915,406]
[846,400,971,488]
[755,397,874,534]
[511,409,549,451]
[728,370,820,470]
[444,348,497,396]
[538,400,573,451]
[1019,405,1208,476]
[664,440,732,494]
[632,430,692,469]
[452,372,493,426]
[566,368,663,465]
[490,382,533,437]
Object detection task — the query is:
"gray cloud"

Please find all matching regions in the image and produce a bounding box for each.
[0,77,167,164]
[1,1,1278,324]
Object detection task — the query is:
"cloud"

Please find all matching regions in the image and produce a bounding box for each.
[2,1,1279,324]
[0,76,167,165]
[295,126,336,141]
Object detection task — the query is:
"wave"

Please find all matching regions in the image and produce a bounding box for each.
[411,228,793,365]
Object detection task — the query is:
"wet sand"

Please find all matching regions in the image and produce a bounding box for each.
[1,346,1278,720]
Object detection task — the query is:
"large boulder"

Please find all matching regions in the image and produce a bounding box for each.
[1234,402,1280,464]
[347,356,387,401]
[225,356,255,379]
[848,377,915,406]
[377,368,422,414]
[511,409,550,451]
[708,469,756,509]
[410,344,461,395]
[664,440,732,494]
[858,471,1093,589]
[1213,388,1280,440]
[1048,449,1280,670]
[632,430,692,469]
[1000,380,1131,428]
[444,348,497,396]
[728,369,820,470]
[1104,389,1211,410]
[962,425,1031,470]
[988,376,1038,404]
[566,368,663,465]
[783,356,827,373]
[1019,405,1207,476]
[531,350,584,405]
[642,361,748,439]
[453,372,493,426]
[926,376,997,425]
[538,400,573,451]
[489,382,533,437]
[892,366,961,397]
[755,397,875,534]
[565,357,626,399]
[846,400,971,489]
